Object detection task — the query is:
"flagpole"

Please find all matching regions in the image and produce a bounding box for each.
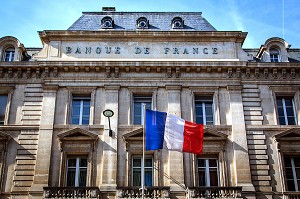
[141,103,146,199]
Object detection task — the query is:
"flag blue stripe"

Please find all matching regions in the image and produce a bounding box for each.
[145,109,167,150]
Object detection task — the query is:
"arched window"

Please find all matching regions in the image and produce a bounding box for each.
[3,47,15,62]
[171,17,184,29]
[101,16,114,29]
[136,17,149,29]
[270,48,280,62]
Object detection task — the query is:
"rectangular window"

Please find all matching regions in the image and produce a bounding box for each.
[133,95,152,125]
[0,95,8,125]
[276,96,297,125]
[195,96,214,125]
[132,156,153,186]
[71,96,90,125]
[198,158,219,186]
[284,156,300,191]
[66,157,88,187]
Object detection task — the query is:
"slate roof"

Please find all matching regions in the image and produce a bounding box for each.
[68,12,217,31]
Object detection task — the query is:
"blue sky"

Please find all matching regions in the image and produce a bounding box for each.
[0,0,299,48]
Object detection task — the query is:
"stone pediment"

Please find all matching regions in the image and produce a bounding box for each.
[204,128,228,140]
[123,127,143,142]
[274,128,300,141]
[58,127,98,141]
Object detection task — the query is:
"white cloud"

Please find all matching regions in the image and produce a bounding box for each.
[226,0,245,31]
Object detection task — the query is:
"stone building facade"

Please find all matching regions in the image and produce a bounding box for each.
[0,8,300,199]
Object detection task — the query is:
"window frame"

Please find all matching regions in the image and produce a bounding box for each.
[269,47,280,63]
[283,156,300,191]
[57,128,98,187]
[70,96,91,125]
[195,96,214,125]
[276,96,297,125]
[66,156,88,187]
[66,87,96,125]
[3,47,15,62]
[132,95,153,125]
[131,155,154,187]
[197,157,220,187]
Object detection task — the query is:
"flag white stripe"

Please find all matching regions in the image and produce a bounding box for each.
[164,114,185,151]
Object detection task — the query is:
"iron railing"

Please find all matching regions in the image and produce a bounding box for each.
[116,186,170,198]
[43,187,100,199]
[187,186,243,198]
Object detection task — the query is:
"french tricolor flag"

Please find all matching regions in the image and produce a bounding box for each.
[145,109,204,155]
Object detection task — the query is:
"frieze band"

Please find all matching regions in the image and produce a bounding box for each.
[65,46,219,55]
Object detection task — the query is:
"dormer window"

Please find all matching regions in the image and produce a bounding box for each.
[270,47,280,62]
[3,47,15,62]
[101,16,114,29]
[136,17,149,29]
[171,17,184,29]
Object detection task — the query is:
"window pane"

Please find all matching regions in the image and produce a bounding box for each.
[133,169,141,186]
[198,159,205,167]
[210,170,219,186]
[145,158,152,167]
[198,170,206,186]
[145,170,153,186]
[67,169,76,186]
[133,96,152,125]
[0,95,7,125]
[133,158,141,167]
[294,158,300,167]
[209,159,218,167]
[68,158,77,167]
[80,159,87,167]
[79,169,87,187]
[71,117,80,125]
[287,180,296,191]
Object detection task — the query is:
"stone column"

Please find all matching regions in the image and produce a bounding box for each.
[101,85,119,191]
[165,85,185,192]
[227,86,255,194]
[30,85,58,194]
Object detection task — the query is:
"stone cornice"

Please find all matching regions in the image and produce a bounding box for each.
[38,30,247,43]
[0,61,299,81]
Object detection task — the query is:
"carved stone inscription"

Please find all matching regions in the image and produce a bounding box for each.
[60,42,232,60]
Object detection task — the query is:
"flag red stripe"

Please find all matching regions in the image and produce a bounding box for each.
[182,121,204,155]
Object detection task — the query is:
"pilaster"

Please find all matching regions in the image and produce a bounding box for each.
[101,85,120,190]
[29,85,58,194]
[227,85,255,197]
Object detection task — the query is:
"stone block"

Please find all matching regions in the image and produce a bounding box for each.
[18,134,39,140]
[13,176,34,181]
[249,159,268,165]
[16,160,36,165]
[247,139,265,144]
[246,134,266,140]
[15,170,35,176]
[252,176,271,181]
[252,180,271,186]
[244,110,262,116]
[250,164,270,170]
[244,115,264,121]
[249,155,268,160]
[17,150,37,155]
[19,140,38,145]
[251,170,269,176]
[248,149,267,155]
[243,98,261,102]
